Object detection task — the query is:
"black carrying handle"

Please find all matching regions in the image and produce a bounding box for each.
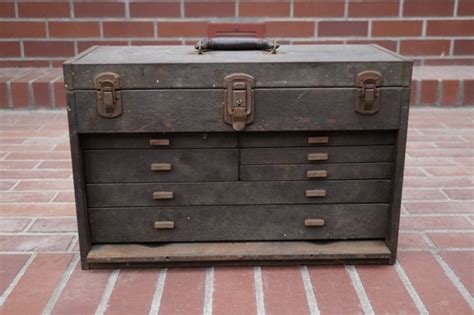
[195,37,279,54]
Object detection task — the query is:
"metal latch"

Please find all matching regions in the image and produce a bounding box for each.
[224,73,255,131]
[95,72,122,118]
[355,70,383,115]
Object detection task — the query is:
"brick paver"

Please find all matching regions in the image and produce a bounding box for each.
[0,108,473,314]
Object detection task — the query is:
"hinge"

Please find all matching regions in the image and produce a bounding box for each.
[355,70,383,115]
[95,72,122,118]
[224,73,255,131]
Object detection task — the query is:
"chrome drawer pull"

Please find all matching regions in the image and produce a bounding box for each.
[307,153,329,161]
[154,221,175,229]
[304,218,325,227]
[151,163,172,171]
[153,191,174,200]
[306,189,326,197]
[149,139,170,146]
[308,136,329,144]
[306,170,328,178]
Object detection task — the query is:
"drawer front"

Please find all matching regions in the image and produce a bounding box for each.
[84,149,238,183]
[89,204,389,242]
[87,180,391,207]
[240,146,393,165]
[241,163,392,181]
[81,132,238,149]
[240,131,395,148]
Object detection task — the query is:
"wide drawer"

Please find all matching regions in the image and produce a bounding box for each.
[89,204,389,242]
[87,180,391,207]
[240,146,393,165]
[84,149,238,183]
[241,163,392,181]
[81,132,237,149]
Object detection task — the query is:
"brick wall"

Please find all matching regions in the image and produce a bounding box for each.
[0,0,473,67]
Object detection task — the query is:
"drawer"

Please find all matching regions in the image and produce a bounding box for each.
[81,132,237,149]
[240,146,393,165]
[84,149,238,183]
[87,180,391,207]
[89,204,389,243]
[241,163,392,181]
[240,131,395,148]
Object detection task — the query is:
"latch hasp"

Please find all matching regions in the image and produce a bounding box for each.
[224,73,255,131]
[355,70,383,115]
[95,72,122,118]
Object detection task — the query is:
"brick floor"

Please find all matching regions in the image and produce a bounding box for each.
[0,108,473,314]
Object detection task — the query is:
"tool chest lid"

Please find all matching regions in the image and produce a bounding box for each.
[63,44,412,90]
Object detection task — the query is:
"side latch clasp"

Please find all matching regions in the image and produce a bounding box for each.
[356,70,383,115]
[95,72,122,118]
[224,73,255,131]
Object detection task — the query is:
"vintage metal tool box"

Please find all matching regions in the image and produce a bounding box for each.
[63,40,412,269]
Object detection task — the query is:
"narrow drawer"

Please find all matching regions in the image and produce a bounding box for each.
[240,131,395,148]
[240,146,393,165]
[89,204,389,243]
[81,132,237,149]
[240,163,392,181]
[84,149,238,183]
[87,180,391,207]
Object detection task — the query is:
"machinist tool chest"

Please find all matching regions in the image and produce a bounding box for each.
[63,39,412,269]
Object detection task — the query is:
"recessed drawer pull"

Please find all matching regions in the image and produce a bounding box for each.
[151,163,172,171]
[306,189,327,197]
[306,170,328,178]
[149,139,170,146]
[154,221,175,229]
[304,218,325,227]
[308,136,329,144]
[153,191,174,200]
[307,153,329,161]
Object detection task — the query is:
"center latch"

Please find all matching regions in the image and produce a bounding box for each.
[95,72,122,118]
[355,70,383,115]
[224,73,255,131]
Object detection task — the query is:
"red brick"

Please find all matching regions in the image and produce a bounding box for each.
[404,177,473,189]
[103,22,154,38]
[293,40,344,45]
[347,40,397,51]
[0,235,73,251]
[240,2,289,17]
[185,1,235,17]
[0,254,30,295]
[400,40,450,56]
[372,21,423,37]
[441,251,473,295]
[308,266,362,314]
[458,0,474,15]
[208,23,265,37]
[160,268,206,314]
[319,21,368,37]
[426,166,474,177]
[14,180,73,191]
[74,2,125,17]
[403,0,454,16]
[0,42,21,58]
[106,270,159,314]
[357,265,419,313]
[429,232,474,249]
[428,20,474,36]
[0,254,73,314]
[10,71,43,108]
[213,267,256,314]
[402,189,446,200]
[420,79,439,105]
[424,58,474,66]
[53,191,75,203]
[54,80,66,108]
[52,265,111,315]
[37,161,72,169]
[0,203,75,217]
[441,80,460,106]
[77,41,129,53]
[132,40,183,46]
[32,72,61,108]
[400,215,472,230]
[0,170,71,180]
[0,2,15,17]
[158,22,208,37]
[0,22,46,38]
[0,191,55,203]
[0,181,16,191]
[349,0,399,16]
[265,21,314,37]
[0,218,30,232]
[399,252,471,314]
[0,60,50,68]
[463,80,474,105]
[398,232,431,249]
[262,267,310,315]
[453,40,474,55]
[18,2,70,18]
[404,201,474,214]
[410,80,418,105]
[24,41,74,57]
[29,218,77,233]
[294,2,344,17]
[49,22,100,38]
[130,1,180,17]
